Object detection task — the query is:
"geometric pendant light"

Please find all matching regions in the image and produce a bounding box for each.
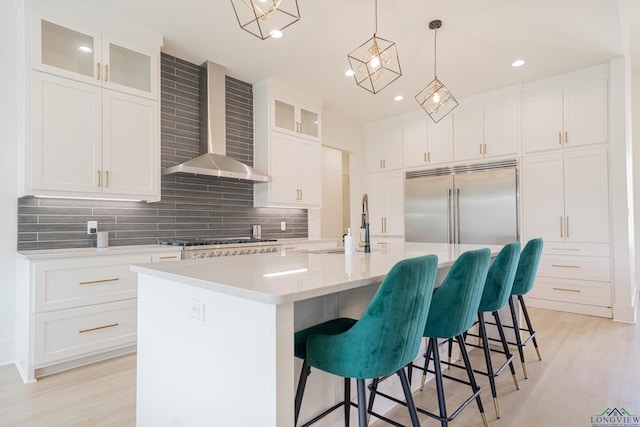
[415,20,459,123]
[230,0,301,40]
[347,0,402,94]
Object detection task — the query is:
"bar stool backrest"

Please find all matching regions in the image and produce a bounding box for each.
[306,255,438,379]
[423,248,491,339]
[478,242,521,312]
[511,238,543,296]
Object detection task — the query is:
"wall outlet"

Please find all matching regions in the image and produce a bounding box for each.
[87,221,98,234]
[280,221,286,231]
[189,299,205,321]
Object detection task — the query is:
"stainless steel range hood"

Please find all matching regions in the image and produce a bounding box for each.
[162,61,271,182]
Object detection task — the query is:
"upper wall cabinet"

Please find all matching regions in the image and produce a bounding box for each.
[272,97,320,142]
[453,92,520,161]
[403,114,453,168]
[364,122,403,173]
[254,80,323,208]
[23,2,162,201]
[31,4,159,100]
[523,74,608,153]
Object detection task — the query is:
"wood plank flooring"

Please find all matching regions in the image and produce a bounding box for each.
[0,307,638,426]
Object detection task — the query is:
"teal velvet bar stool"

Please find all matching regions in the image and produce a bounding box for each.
[368,248,491,427]
[452,242,521,419]
[508,238,544,379]
[294,254,438,427]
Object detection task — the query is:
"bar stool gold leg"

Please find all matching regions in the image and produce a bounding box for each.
[512,373,520,390]
[493,397,501,419]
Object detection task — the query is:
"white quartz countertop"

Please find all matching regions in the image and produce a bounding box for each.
[131,243,503,305]
[16,244,182,260]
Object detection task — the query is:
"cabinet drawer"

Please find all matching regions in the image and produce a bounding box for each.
[34,254,151,312]
[542,242,609,257]
[537,255,610,282]
[151,252,182,262]
[33,299,137,366]
[528,277,611,307]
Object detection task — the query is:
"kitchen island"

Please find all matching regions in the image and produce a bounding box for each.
[131,242,502,427]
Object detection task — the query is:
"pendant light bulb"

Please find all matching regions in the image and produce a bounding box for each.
[432,91,441,103]
[370,56,381,69]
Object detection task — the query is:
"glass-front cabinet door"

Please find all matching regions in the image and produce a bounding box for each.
[271,96,321,141]
[32,6,158,99]
[33,10,101,84]
[299,108,319,139]
[103,36,158,99]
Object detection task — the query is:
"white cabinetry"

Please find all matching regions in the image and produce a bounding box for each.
[16,248,181,382]
[523,149,609,244]
[24,2,161,201]
[523,148,611,317]
[523,74,607,153]
[364,122,403,172]
[453,93,519,161]
[263,133,321,206]
[366,171,404,237]
[403,114,453,168]
[254,81,322,208]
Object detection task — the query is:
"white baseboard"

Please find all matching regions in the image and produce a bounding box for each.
[612,302,638,324]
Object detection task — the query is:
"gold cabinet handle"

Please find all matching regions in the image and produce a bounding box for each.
[560,216,563,238]
[551,264,580,268]
[483,143,487,154]
[105,171,109,188]
[79,278,120,285]
[383,159,386,168]
[565,131,568,144]
[558,132,562,145]
[427,152,431,162]
[479,144,483,155]
[552,287,581,293]
[283,246,296,250]
[565,216,569,238]
[423,152,427,163]
[79,323,119,334]
[105,64,109,82]
[97,62,101,80]
[159,255,178,260]
[97,170,101,187]
[299,188,302,200]
[379,159,383,169]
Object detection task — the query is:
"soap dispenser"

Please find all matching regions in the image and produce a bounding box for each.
[344,228,355,255]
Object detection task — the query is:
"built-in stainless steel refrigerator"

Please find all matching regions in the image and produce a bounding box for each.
[405,161,519,245]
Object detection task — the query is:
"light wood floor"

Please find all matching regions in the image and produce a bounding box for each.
[0,307,638,426]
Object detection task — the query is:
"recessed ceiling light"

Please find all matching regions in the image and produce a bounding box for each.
[78,45,92,53]
[512,59,525,67]
[394,95,404,101]
[269,29,283,39]
[345,69,355,77]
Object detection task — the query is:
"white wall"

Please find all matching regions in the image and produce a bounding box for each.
[320,146,343,239]
[315,109,363,239]
[0,0,21,364]
[633,68,640,312]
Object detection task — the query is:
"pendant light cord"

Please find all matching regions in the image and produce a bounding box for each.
[433,26,438,78]
[374,0,378,35]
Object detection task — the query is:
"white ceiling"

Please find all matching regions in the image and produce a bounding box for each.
[47,0,640,124]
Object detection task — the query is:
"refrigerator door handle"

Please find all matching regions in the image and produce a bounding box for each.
[447,189,453,244]
[455,188,461,244]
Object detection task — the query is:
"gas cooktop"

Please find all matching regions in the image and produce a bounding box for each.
[160,238,277,247]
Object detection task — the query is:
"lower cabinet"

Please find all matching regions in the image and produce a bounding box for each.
[526,243,612,318]
[366,171,404,237]
[16,248,181,382]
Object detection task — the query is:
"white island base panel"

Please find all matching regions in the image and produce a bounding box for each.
[137,275,294,427]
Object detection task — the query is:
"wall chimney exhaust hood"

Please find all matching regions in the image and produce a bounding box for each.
[162,61,271,182]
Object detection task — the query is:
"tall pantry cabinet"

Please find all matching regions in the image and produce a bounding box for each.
[23,1,162,201]
[521,66,612,318]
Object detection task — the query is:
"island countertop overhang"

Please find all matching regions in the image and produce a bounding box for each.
[130,243,503,305]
